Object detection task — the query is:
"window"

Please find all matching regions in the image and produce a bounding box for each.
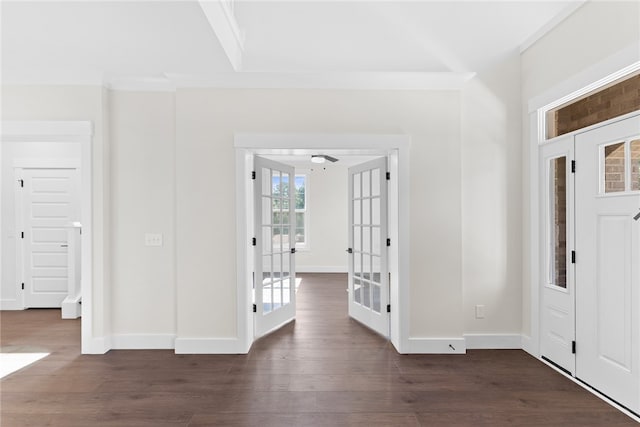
[271,173,308,249]
[549,156,567,289]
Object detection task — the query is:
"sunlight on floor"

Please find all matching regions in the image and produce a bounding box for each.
[0,352,49,378]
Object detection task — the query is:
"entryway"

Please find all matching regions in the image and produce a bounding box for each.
[540,113,640,414]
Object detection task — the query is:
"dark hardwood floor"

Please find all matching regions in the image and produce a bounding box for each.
[1,273,636,426]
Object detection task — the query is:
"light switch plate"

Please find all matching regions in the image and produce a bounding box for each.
[145,233,163,247]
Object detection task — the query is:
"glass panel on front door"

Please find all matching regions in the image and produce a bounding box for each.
[549,156,567,289]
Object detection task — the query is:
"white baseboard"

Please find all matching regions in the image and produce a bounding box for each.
[464,333,522,350]
[404,337,466,354]
[174,337,248,354]
[111,334,176,350]
[82,336,111,354]
[296,266,347,273]
[0,299,23,310]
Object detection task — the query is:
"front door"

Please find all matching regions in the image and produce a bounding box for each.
[575,114,640,413]
[18,168,80,308]
[254,156,297,338]
[347,157,389,337]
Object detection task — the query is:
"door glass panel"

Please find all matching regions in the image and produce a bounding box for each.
[362,254,371,281]
[353,200,361,225]
[549,156,567,289]
[262,197,271,225]
[372,227,380,255]
[631,139,640,191]
[262,227,272,254]
[362,281,371,308]
[354,253,362,279]
[262,168,271,195]
[372,169,380,196]
[282,251,290,278]
[263,283,273,314]
[372,198,380,225]
[604,142,625,193]
[372,284,381,313]
[353,226,361,252]
[362,226,371,254]
[354,278,362,304]
[362,170,370,197]
[282,277,291,305]
[354,173,361,198]
[362,199,370,225]
[372,255,381,284]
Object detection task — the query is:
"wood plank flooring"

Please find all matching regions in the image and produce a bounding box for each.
[1,273,636,426]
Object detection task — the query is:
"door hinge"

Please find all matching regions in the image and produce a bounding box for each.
[21,232,24,239]
[291,248,296,254]
[571,160,576,173]
[252,237,256,246]
[252,304,257,313]
[347,248,353,254]
[387,304,391,313]
[386,238,391,247]
[19,179,24,188]
[21,283,24,290]
[572,340,576,354]
[386,172,390,180]
[571,250,576,264]
[251,171,256,180]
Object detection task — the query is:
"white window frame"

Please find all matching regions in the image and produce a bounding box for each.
[294,172,309,250]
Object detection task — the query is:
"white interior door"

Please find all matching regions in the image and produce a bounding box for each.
[19,168,80,308]
[254,156,296,338]
[348,157,389,337]
[540,135,576,375]
[575,114,640,413]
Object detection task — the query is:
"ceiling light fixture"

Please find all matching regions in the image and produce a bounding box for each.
[311,154,339,164]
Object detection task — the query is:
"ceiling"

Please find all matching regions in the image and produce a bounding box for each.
[1,0,584,89]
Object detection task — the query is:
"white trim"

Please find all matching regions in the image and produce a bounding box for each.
[528,42,640,113]
[405,337,466,354]
[235,133,410,355]
[85,336,111,355]
[296,266,348,273]
[519,2,587,54]
[0,299,23,310]
[540,358,640,423]
[521,334,534,356]
[111,334,176,350]
[174,338,245,354]
[13,159,81,169]
[167,72,475,91]
[198,1,244,71]
[106,76,176,93]
[464,333,522,350]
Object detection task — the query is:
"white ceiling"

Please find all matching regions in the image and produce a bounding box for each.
[1,0,583,88]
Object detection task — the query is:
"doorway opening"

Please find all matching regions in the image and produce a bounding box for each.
[234,133,411,354]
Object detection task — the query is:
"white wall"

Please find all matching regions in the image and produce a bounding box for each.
[295,164,348,272]
[462,52,523,336]
[109,91,176,340]
[520,1,640,339]
[1,85,111,340]
[175,88,464,340]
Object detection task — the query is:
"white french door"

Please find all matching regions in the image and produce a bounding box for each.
[18,168,80,308]
[540,135,576,375]
[254,156,296,338]
[574,115,640,413]
[347,157,389,337]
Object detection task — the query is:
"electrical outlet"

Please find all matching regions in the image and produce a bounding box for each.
[145,233,163,247]
[475,304,485,319]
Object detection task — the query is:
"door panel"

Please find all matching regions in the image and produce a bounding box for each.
[575,115,640,413]
[254,156,296,338]
[21,168,80,308]
[540,135,576,374]
[348,157,389,337]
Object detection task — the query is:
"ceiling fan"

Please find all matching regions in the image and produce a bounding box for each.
[311,154,339,164]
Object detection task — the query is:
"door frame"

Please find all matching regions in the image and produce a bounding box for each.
[234,133,411,353]
[1,121,95,353]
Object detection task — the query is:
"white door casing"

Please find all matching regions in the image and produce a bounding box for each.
[254,156,296,338]
[540,135,576,375]
[348,157,389,337]
[18,168,80,308]
[575,115,640,413]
